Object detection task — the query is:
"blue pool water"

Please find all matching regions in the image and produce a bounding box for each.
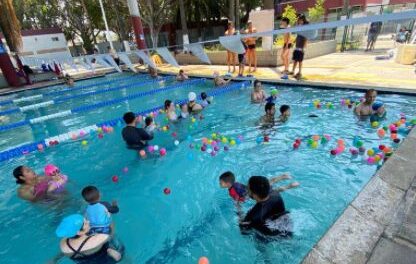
[0,73,415,264]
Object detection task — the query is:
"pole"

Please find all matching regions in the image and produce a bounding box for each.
[127,0,147,50]
[235,0,240,30]
[179,0,189,46]
[98,0,114,50]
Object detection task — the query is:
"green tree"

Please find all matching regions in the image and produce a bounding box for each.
[308,0,325,22]
[282,5,297,25]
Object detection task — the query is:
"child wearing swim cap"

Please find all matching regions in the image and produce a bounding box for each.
[82,186,119,235]
[370,101,386,122]
[266,89,278,104]
[44,164,68,193]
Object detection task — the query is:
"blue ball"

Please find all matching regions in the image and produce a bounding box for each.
[256,137,263,144]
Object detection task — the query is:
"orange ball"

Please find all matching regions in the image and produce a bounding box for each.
[390,133,398,140]
[312,135,320,141]
[383,147,391,153]
[198,257,209,264]
[139,150,146,157]
[337,139,345,146]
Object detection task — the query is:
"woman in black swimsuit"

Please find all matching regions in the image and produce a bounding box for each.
[51,214,122,263]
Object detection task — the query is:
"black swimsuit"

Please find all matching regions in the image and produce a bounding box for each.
[66,236,94,260]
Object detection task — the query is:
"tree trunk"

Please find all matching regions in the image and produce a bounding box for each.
[229,0,235,24]
[235,0,240,30]
[178,0,189,45]
[263,0,274,10]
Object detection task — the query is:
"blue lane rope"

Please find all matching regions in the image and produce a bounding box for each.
[0,78,206,132]
[0,81,249,162]
[0,74,144,107]
[0,76,173,116]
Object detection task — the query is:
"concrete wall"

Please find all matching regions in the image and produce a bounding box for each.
[175,40,337,66]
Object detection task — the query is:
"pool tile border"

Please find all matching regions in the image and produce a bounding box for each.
[302,127,416,264]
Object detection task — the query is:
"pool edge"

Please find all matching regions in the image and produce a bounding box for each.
[301,127,416,264]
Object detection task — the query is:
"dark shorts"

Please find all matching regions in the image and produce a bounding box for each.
[283,43,292,49]
[368,33,377,42]
[248,44,256,50]
[88,226,111,235]
[238,54,245,64]
[292,49,304,62]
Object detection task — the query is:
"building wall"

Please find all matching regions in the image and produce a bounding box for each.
[20,33,70,56]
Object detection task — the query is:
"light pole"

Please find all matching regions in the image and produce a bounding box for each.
[98,0,114,50]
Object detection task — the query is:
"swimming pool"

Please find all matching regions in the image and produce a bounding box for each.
[0,73,415,264]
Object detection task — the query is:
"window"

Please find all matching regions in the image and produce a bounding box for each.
[51,37,59,41]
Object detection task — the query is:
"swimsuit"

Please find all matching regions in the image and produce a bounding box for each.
[66,237,122,264]
[228,182,247,202]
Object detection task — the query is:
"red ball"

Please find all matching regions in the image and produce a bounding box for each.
[330,149,337,155]
[264,136,270,142]
[379,145,386,150]
[317,104,321,109]
[172,132,177,137]
[293,143,299,149]
[112,175,119,183]
[163,188,171,195]
[295,138,301,144]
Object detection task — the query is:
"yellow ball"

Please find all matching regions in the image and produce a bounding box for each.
[345,99,351,105]
[162,126,168,131]
[367,149,375,156]
[311,141,318,149]
[371,121,379,128]
[211,133,217,139]
[97,128,103,133]
[191,118,196,123]
[230,140,236,146]
[81,140,88,146]
[374,155,381,162]
[207,139,212,144]
[222,138,228,144]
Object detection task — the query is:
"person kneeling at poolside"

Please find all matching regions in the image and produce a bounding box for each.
[188,92,203,113]
[52,214,122,263]
[239,176,294,237]
[370,101,386,123]
[213,71,232,87]
[82,186,119,235]
[122,112,154,150]
[176,69,189,81]
[219,171,299,203]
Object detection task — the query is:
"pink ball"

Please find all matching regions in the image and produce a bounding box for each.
[148,146,155,153]
[211,151,216,157]
[79,131,85,137]
[159,148,167,156]
[123,167,128,173]
[367,157,376,164]
[98,133,104,139]
[214,146,220,151]
[37,144,44,151]
[211,141,217,146]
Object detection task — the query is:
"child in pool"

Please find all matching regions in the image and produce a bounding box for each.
[370,101,386,123]
[265,89,278,104]
[144,116,156,136]
[219,171,299,203]
[44,164,68,193]
[82,185,119,235]
[279,105,291,122]
[200,92,211,108]
[178,103,189,119]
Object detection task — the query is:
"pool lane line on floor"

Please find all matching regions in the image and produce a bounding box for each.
[0,81,249,162]
[0,78,205,133]
[0,74,142,107]
[0,76,173,116]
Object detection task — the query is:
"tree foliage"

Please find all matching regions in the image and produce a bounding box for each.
[308,0,325,22]
[282,5,298,26]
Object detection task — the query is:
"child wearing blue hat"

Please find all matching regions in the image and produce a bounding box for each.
[370,101,386,122]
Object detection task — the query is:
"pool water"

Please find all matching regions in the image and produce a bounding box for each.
[0,73,415,264]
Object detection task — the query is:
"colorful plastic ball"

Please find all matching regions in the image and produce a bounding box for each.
[172,132,177,138]
[295,138,301,144]
[154,145,159,151]
[107,127,114,133]
[371,121,379,128]
[323,134,331,141]
[198,257,209,264]
[336,146,344,153]
[320,137,328,144]
[230,140,236,146]
[264,136,270,142]
[256,137,262,144]
[112,175,119,183]
[367,157,376,164]
[359,146,366,153]
[374,155,381,162]
[379,145,386,150]
[330,149,337,155]
[211,133,217,139]
[81,140,88,146]
[367,149,375,156]
[211,151,217,157]
[159,148,167,156]
[382,147,391,154]
[123,167,129,173]
[214,146,220,151]
[390,133,398,140]
[389,124,397,132]
[201,145,207,152]
[312,135,320,141]
[163,188,171,195]
[222,137,228,144]
[377,129,386,138]
[311,141,318,149]
[191,118,196,123]
[307,138,314,145]
[139,150,146,157]
[202,138,208,144]
[37,144,44,151]
[337,139,345,146]
[174,140,179,146]
[98,133,104,139]
[207,148,213,154]
[293,143,300,149]
[148,146,155,153]
[393,138,401,144]
[350,148,359,155]
[224,146,229,151]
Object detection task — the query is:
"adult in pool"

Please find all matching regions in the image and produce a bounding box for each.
[13,166,63,202]
[251,80,266,103]
[259,102,276,126]
[50,214,122,264]
[239,176,293,237]
[121,112,154,150]
[187,92,203,113]
[354,89,377,116]
[164,99,178,121]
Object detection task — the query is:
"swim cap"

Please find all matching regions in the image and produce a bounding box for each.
[188,92,197,101]
[44,164,59,176]
[271,89,278,96]
[372,101,384,111]
[56,214,84,238]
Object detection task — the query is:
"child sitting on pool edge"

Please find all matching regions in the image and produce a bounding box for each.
[279,105,291,122]
[370,101,386,123]
[219,171,299,203]
[82,186,119,235]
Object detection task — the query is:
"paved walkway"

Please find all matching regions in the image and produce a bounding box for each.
[154,47,416,91]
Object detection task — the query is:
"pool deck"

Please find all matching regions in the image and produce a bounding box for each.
[303,127,416,264]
